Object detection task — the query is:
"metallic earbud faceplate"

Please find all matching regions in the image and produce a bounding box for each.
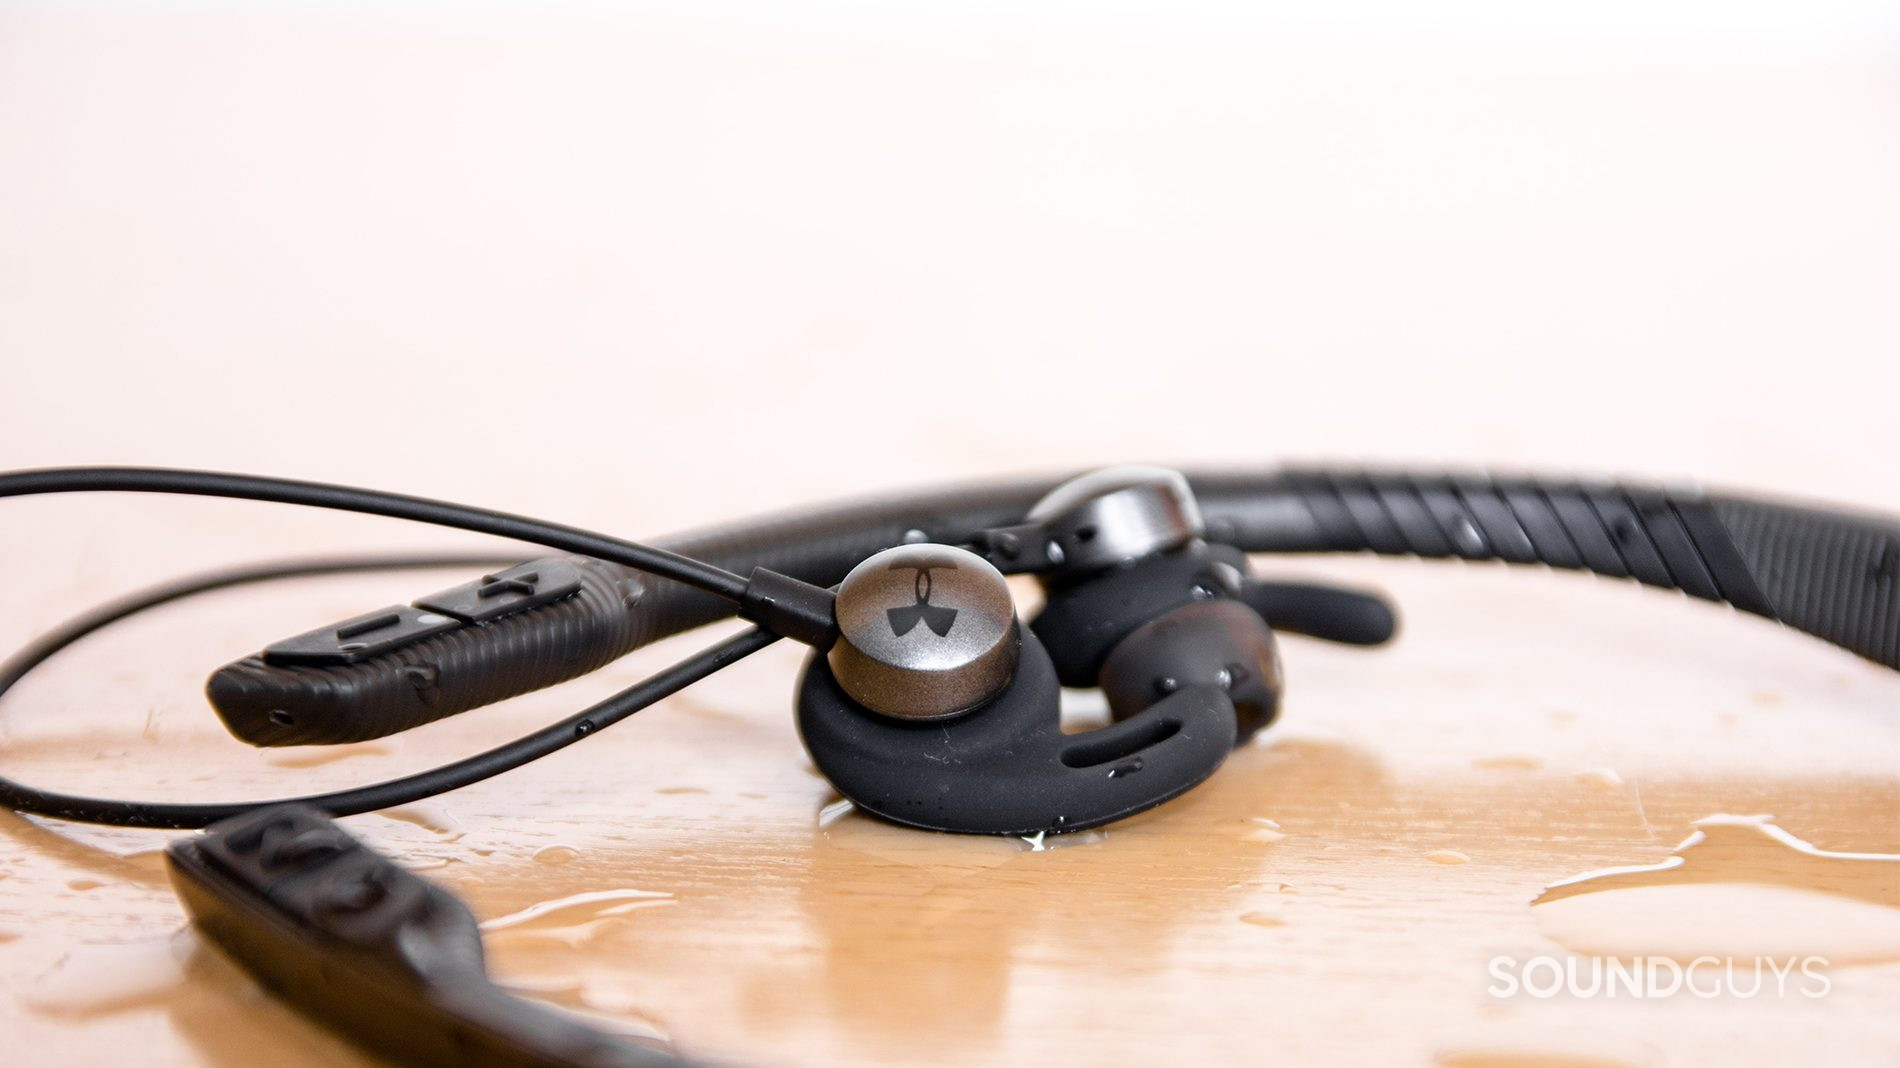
[827,544,1019,721]
[1026,465,1204,574]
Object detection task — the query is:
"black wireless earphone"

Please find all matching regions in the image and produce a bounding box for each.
[799,468,1378,833]
[0,463,1895,837]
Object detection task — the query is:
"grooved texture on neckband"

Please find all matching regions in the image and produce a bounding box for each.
[1711,496,1900,670]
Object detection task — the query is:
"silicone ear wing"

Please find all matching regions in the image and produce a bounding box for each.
[796,629,1237,836]
[1238,579,1398,647]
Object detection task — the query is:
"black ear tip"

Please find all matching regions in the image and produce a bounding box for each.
[1097,599,1283,741]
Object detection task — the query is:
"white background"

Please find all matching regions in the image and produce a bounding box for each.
[1,0,1895,531]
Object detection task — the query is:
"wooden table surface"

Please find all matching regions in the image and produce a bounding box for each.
[2,7,1897,1066]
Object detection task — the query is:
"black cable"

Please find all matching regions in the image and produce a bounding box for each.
[0,466,808,828]
[12,463,1887,828]
[0,552,780,827]
[0,467,754,603]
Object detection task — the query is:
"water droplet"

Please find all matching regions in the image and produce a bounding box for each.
[1426,850,1470,865]
[533,844,581,866]
[1242,817,1287,844]
[1538,814,1900,907]
[380,802,464,841]
[399,853,457,872]
[480,889,675,947]
[1534,814,1900,964]
[1239,912,1286,928]
[656,786,709,796]
[66,878,105,891]
[1016,828,1109,852]
[817,799,856,828]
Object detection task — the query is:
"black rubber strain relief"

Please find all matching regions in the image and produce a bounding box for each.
[740,568,839,648]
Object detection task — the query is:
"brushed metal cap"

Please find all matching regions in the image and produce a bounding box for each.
[827,544,1019,721]
[1026,465,1204,574]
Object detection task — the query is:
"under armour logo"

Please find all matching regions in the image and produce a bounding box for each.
[886,556,959,637]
